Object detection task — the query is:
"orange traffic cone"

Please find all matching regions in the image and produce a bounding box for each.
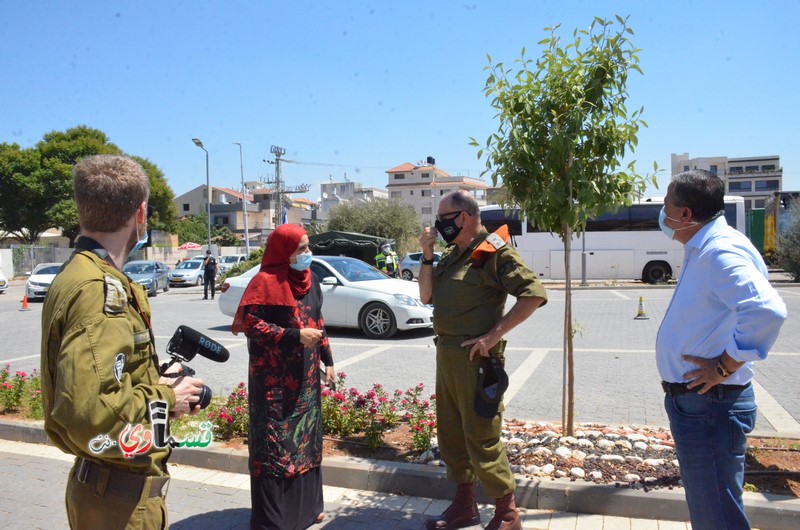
[19,295,31,312]
[633,296,649,320]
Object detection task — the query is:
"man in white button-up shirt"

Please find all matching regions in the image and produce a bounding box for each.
[656,169,787,530]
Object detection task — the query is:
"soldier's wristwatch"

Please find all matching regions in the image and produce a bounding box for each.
[421,257,435,265]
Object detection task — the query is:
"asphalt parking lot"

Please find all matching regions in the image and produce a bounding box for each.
[1,278,798,434]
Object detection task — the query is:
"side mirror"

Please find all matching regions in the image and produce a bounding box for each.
[321,276,338,286]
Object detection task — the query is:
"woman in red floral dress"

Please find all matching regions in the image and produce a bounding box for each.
[232,224,335,530]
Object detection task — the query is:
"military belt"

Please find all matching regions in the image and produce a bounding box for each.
[75,457,169,500]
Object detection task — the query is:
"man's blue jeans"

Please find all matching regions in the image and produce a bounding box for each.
[664,384,756,530]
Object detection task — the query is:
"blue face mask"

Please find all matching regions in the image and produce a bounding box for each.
[659,206,699,240]
[290,251,312,271]
[128,224,148,259]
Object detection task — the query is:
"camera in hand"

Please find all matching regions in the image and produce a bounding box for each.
[161,325,230,410]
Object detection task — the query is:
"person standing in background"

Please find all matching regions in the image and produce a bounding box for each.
[202,250,218,300]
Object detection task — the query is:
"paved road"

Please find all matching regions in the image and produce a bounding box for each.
[1,280,798,434]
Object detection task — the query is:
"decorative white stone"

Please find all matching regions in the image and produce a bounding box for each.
[625,474,641,483]
[559,436,579,445]
[584,454,599,461]
[644,458,665,467]
[528,438,542,446]
[525,465,541,475]
[541,430,559,437]
[572,450,587,461]
[644,477,658,484]
[589,471,603,480]
[556,470,568,478]
[615,440,633,450]
[651,444,674,452]
[633,441,649,451]
[671,459,680,468]
[541,463,555,475]
[533,447,552,457]
[600,455,625,463]
[605,433,620,440]
[585,430,604,439]
[554,446,572,459]
[570,467,586,478]
[574,430,587,438]
[625,456,643,464]
[577,438,595,449]
[511,464,525,474]
[597,439,616,450]
[625,433,648,442]
[508,437,525,446]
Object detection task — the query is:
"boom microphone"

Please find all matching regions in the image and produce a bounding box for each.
[166,325,230,363]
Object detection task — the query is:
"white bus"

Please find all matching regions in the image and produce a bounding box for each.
[480,196,746,283]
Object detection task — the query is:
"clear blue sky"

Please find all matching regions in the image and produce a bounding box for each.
[3,1,799,202]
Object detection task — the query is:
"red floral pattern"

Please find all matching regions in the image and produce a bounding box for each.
[241,279,333,478]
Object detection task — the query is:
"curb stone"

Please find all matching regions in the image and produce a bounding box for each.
[2,419,799,528]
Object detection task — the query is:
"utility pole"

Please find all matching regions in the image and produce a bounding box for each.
[233,142,250,257]
[265,145,310,227]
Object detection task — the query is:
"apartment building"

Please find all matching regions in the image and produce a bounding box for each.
[671,153,782,210]
[318,179,388,220]
[386,161,487,226]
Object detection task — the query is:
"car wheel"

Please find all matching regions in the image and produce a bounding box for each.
[401,269,413,281]
[149,285,157,297]
[359,302,397,339]
[196,276,203,286]
[164,282,169,293]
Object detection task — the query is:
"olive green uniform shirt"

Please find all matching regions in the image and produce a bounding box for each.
[431,228,547,335]
[41,245,176,476]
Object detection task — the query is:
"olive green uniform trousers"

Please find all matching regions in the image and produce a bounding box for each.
[435,335,515,499]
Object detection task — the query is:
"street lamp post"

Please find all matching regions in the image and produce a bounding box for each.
[233,142,250,257]
[192,138,212,253]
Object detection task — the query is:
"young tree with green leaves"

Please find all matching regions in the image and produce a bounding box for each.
[471,16,657,435]
[326,198,421,254]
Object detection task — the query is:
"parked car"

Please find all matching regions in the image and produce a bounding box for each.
[218,254,247,274]
[399,252,442,281]
[168,259,205,287]
[218,256,433,339]
[123,260,170,296]
[25,262,62,301]
[0,270,7,294]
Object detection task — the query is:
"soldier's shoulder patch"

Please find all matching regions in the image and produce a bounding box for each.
[498,260,518,276]
[485,232,506,250]
[113,353,125,383]
[104,275,128,314]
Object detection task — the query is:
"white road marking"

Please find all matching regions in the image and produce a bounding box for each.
[334,345,393,369]
[608,290,630,300]
[504,349,550,404]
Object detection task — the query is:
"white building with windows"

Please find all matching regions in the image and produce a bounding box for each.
[671,153,782,210]
[318,179,388,220]
[386,162,487,226]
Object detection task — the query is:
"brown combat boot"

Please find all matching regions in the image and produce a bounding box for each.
[484,492,521,530]
[425,482,480,529]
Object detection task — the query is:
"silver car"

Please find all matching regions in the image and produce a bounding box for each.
[168,260,205,287]
[399,252,442,281]
[25,262,62,301]
[123,260,170,296]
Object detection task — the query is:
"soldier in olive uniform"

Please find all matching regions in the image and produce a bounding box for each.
[41,155,205,530]
[418,191,547,530]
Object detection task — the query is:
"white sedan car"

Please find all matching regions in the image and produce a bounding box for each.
[26,262,62,301]
[218,256,433,339]
[0,270,7,294]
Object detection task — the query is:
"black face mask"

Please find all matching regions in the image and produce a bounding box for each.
[434,216,462,244]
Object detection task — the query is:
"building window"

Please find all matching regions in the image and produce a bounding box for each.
[710,165,718,175]
[745,165,759,172]
[390,191,401,199]
[422,207,432,214]
[395,174,405,180]
[422,172,430,179]
[729,166,743,174]
[728,181,752,192]
[409,190,414,196]
[421,189,431,197]
[214,216,228,226]
[683,165,689,171]
[762,164,776,171]
[755,199,766,208]
[440,189,449,196]
[182,204,190,212]
[755,180,779,191]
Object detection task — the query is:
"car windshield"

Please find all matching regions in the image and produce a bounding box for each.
[34,265,61,275]
[324,258,388,282]
[176,261,201,270]
[220,256,240,263]
[123,263,155,274]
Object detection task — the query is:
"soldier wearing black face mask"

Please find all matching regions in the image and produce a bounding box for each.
[417,191,547,530]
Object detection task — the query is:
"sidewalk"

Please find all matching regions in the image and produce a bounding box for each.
[2,421,799,529]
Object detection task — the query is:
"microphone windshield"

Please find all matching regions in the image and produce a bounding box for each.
[167,325,230,363]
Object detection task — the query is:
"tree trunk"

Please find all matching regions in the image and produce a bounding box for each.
[563,221,574,436]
